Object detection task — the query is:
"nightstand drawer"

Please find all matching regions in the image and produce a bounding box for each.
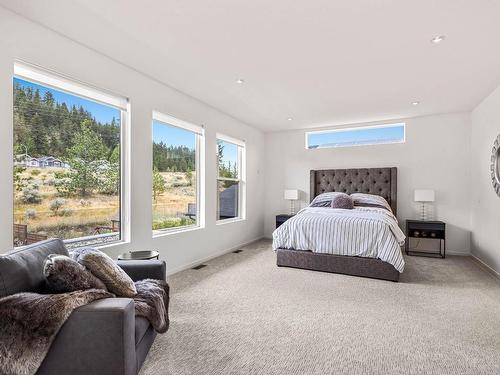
[407,221,445,231]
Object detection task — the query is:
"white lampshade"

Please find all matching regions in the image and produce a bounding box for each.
[414,189,435,202]
[284,189,299,200]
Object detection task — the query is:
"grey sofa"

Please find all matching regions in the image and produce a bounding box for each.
[0,238,166,375]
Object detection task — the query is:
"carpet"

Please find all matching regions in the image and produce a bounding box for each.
[140,240,500,375]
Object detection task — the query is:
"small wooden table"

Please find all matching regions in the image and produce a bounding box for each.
[118,250,160,260]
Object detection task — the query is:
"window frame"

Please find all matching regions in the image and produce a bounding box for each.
[216,134,246,224]
[305,122,406,150]
[152,111,205,237]
[13,61,130,249]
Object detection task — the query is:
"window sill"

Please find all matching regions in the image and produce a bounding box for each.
[153,224,202,238]
[216,217,245,226]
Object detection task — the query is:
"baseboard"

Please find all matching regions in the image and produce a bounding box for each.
[166,236,265,276]
[471,254,500,280]
[446,250,470,256]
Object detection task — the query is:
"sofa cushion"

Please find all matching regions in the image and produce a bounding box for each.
[135,317,151,346]
[0,239,69,297]
[71,248,137,297]
[44,254,108,293]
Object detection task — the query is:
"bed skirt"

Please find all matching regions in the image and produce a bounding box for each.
[276,248,400,282]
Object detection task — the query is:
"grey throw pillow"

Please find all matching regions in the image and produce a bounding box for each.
[44,254,108,293]
[331,193,354,209]
[71,248,137,297]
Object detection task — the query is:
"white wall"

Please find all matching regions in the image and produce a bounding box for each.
[0,8,265,274]
[471,85,500,275]
[264,112,472,255]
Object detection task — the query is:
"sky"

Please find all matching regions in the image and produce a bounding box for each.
[308,124,405,148]
[14,77,120,124]
[217,139,238,167]
[153,120,195,148]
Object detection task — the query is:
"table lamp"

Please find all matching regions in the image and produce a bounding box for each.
[284,189,299,215]
[414,189,435,221]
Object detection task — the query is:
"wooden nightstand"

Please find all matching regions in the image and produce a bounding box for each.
[276,214,295,229]
[405,220,446,258]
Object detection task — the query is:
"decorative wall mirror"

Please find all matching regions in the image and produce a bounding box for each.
[491,133,500,196]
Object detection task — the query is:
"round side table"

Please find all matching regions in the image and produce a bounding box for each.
[118,250,160,260]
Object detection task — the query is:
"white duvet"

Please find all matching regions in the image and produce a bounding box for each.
[272,206,405,272]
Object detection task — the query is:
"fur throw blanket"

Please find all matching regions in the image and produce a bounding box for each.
[134,279,170,333]
[0,280,170,375]
[0,289,112,375]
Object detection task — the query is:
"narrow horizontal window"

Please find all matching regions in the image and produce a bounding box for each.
[306,123,405,149]
[152,113,204,234]
[13,63,128,249]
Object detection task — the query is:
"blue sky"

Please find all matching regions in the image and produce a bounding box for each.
[217,140,238,166]
[153,121,195,149]
[308,124,405,148]
[14,77,120,124]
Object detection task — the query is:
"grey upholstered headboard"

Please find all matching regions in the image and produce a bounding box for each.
[310,167,397,215]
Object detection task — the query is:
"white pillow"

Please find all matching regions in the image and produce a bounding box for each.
[350,193,392,212]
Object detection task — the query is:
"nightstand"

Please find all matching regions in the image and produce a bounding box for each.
[276,214,294,229]
[405,220,446,258]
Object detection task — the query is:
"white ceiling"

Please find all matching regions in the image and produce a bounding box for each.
[2,0,500,132]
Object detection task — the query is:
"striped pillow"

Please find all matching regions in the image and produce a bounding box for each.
[310,192,344,207]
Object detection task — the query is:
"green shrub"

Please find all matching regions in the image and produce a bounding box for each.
[21,185,42,204]
[49,198,66,215]
[30,169,41,176]
[152,217,194,230]
[25,209,37,219]
[61,207,73,217]
[55,177,75,196]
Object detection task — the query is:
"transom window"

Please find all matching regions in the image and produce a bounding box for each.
[13,62,128,249]
[152,112,204,234]
[216,134,245,222]
[306,123,405,149]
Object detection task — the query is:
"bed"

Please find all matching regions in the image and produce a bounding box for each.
[273,167,404,282]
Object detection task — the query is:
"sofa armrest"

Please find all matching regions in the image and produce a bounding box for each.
[117,260,166,282]
[37,298,136,375]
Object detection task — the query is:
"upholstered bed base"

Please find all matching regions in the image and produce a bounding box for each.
[276,249,400,282]
[275,167,401,282]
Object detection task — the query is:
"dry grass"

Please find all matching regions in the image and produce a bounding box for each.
[14,168,196,239]
[15,168,119,239]
[153,172,196,222]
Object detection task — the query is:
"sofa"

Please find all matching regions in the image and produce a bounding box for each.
[0,239,166,375]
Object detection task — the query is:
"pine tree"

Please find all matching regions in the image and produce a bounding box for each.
[152,167,166,201]
[67,120,108,197]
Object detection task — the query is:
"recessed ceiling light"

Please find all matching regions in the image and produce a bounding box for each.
[412,101,420,106]
[287,117,293,121]
[236,78,244,84]
[431,35,446,44]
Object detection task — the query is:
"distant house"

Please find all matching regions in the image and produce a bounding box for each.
[14,154,69,169]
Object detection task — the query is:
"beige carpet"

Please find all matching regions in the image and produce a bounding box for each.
[141,240,500,375]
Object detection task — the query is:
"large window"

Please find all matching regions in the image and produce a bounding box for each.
[13,63,128,249]
[216,134,245,222]
[152,112,203,233]
[306,123,405,149]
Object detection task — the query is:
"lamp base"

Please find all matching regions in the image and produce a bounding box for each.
[420,202,428,221]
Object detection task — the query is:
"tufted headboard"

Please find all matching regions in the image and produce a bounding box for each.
[310,167,398,215]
